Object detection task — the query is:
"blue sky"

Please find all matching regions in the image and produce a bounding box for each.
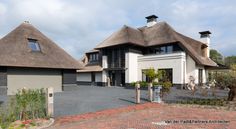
[0,0,236,59]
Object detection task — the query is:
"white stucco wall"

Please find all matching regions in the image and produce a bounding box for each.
[138,52,186,84]
[196,65,207,84]
[186,54,197,83]
[125,52,142,83]
[7,68,62,95]
[186,54,207,84]
[95,72,102,82]
[77,72,91,81]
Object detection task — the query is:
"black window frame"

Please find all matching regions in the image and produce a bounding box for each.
[88,53,99,63]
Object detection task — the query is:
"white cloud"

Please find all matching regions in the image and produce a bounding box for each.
[0,3,6,15]
[0,0,236,58]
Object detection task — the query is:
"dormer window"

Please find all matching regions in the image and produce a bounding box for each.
[28,39,41,52]
[89,53,99,62]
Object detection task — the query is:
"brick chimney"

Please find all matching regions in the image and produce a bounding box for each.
[146,15,158,27]
[199,31,211,58]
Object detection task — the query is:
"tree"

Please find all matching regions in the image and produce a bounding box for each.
[225,56,236,67]
[228,64,236,101]
[144,68,171,96]
[214,66,236,101]
[210,49,224,65]
[144,68,159,83]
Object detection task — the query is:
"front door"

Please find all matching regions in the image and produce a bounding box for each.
[108,70,125,86]
[91,72,95,85]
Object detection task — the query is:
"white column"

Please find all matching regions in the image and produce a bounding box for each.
[125,52,141,83]
[46,87,54,117]
[102,56,108,85]
[180,53,186,85]
[102,56,108,68]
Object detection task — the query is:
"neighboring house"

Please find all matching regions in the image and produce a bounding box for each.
[77,15,217,88]
[0,22,82,95]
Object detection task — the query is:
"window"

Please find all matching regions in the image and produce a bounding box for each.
[198,69,203,85]
[147,44,182,55]
[28,39,41,52]
[89,53,99,62]
[142,69,150,82]
[160,47,166,54]
[167,46,173,53]
[106,47,126,68]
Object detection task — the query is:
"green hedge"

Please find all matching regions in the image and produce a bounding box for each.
[179,98,225,106]
[130,81,172,92]
[130,81,148,87]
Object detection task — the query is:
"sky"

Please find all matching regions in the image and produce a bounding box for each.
[0,0,236,59]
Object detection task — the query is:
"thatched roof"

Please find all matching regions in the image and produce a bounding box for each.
[0,22,83,69]
[95,22,217,67]
[77,65,103,72]
[96,25,145,48]
[77,56,102,73]
[86,49,99,54]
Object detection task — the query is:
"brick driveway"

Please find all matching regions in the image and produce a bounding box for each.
[48,103,236,129]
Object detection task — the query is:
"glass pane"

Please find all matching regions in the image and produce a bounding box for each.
[89,54,92,61]
[28,40,40,51]
[35,43,40,50]
[167,46,173,53]
[93,54,95,61]
[160,47,166,54]
[96,54,98,60]
[155,47,161,54]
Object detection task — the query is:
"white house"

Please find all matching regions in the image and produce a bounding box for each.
[77,15,217,88]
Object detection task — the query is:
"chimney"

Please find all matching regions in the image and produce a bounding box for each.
[145,15,158,27]
[24,21,30,24]
[199,31,211,58]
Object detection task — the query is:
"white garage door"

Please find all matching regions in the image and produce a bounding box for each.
[7,68,62,95]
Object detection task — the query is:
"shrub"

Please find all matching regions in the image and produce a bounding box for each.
[152,82,160,86]
[161,81,172,93]
[179,98,225,106]
[140,81,148,87]
[0,88,47,129]
[0,97,17,129]
[15,88,47,120]
[130,82,136,87]
[213,69,236,101]
[130,81,148,87]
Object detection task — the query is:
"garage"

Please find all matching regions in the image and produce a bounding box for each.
[7,68,62,95]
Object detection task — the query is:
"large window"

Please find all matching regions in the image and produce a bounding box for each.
[28,39,41,52]
[106,48,125,68]
[156,45,173,54]
[146,44,182,55]
[89,53,99,62]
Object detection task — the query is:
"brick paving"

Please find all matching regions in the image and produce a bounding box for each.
[48,103,236,129]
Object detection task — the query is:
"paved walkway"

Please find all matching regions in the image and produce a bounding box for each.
[48,103,236,129]
[54,86,228,117]
[1,86,228,117]
[54,86,148,117]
